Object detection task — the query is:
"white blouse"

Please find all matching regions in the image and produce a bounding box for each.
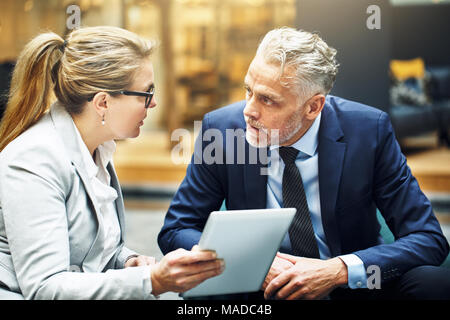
[71,123,156,298]
[73,125,122,272]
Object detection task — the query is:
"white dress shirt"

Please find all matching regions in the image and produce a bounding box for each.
[72,123,157,297]
[73,127,122,272]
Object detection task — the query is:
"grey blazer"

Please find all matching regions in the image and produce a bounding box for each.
[0,102,156,299]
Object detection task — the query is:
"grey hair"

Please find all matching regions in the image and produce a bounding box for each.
[256,27,339,99]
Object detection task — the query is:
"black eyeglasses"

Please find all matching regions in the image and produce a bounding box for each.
[88,85,155,109]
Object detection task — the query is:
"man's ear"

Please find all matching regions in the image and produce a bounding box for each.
[91,92,109,117]
[305,94,326,120]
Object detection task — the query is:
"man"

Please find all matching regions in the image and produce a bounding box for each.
[158,27,450,299]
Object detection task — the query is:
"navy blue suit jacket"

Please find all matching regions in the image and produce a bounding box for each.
[158,96,449,283]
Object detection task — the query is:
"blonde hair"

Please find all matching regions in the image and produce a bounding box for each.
[0,26,156,151]
[256,27,339,99]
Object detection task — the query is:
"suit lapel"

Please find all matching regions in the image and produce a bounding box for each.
[318,103,346,257]
[108,163,126,237]
[49,102,105,272]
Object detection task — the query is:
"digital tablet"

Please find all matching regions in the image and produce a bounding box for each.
[182,208,296,298]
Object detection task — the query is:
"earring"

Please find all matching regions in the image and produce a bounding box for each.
[101,114,105,126]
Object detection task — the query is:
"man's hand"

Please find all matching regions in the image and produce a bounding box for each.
[264,252,348,300]
[261,254,294,291]
[150,246,224,296]
[125,255,156,268]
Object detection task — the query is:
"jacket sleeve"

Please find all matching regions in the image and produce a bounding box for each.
[114,245,139,269]
[354,112,449,283]
[158,113,226,254]
[0,147,156,300]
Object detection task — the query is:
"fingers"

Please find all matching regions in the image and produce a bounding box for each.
[188,259,225,276]
[179,267,224,292]
[276,252,298,264]
[124,258,137,268]
[261,275,272,291]
[264,270,291,300]
[261,255,294,291]
[274,277,300,300]
[171,258,225,279]
[286,288,307,300]
[261,266,277,291]
[154,258,224,294]
[127,255,157,267]
[153,247,225,294]
[136,256,149,266]
[172,248,217,265]
[192,245,217,257]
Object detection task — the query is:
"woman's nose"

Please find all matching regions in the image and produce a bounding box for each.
[148,96,157,109]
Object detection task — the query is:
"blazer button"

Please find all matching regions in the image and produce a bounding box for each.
[68,265,81,272]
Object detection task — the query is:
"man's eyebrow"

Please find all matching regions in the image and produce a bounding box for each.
[243,78,282,101]
[260,92,278,100]
[255,86,282,101]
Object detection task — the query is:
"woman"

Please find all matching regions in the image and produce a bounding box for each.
[0,26,223,300]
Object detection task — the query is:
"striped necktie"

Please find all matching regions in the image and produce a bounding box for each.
[279,147,320,258]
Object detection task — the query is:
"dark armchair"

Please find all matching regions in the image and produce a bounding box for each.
[388,60,450,146]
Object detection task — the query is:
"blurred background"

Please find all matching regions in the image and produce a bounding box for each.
[0,0,449,299]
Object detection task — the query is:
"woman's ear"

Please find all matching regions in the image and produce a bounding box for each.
[91,92,109,117]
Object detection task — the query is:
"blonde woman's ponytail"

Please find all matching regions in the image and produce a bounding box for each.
[0,32,64,151]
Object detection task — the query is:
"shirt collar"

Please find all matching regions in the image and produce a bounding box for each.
[270,113,321,157]
[96,140,116,171]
